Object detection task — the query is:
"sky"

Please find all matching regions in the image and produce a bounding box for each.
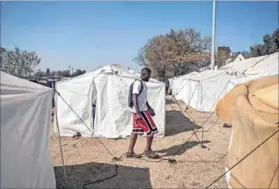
[1,1,278,72]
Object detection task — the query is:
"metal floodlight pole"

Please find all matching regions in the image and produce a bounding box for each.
[211,0,216,70]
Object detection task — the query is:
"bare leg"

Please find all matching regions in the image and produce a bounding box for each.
[144,133,159,159]
[146,134,154,151]
[128,133,138,153]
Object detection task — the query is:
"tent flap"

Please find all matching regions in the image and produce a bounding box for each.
[55,65,165,138]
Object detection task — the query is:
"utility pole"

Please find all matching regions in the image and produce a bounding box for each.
[211,0,216,70]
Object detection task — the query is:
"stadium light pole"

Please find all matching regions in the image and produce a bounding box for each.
[211,0,216,70]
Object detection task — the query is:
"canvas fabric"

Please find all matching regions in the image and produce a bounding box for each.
[216,74,279,188]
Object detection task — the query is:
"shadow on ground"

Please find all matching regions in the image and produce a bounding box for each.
[156,140,211,156]
[165,109,202,136]
[165,98,201,136]
[54,162,151,189]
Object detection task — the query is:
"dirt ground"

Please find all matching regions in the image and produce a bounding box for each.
[50,99,231,189]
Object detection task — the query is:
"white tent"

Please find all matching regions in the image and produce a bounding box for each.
[128,69,141,76]
[227,52,279,92]
[0,71,56,188]
[171,70,238,112]
[169,72,198,96]
[54,64,165,138]
[170,52,279,112]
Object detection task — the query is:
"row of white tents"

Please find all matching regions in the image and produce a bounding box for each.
[54,64,166,138]
[55,52,279,140]
[1,65,166,188]
[1,65,165,188]
[1,52,277,188]
[169,52,279,112]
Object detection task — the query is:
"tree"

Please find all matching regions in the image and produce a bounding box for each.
[0,47,6,71]
[34,69,46,78]
[273,28,279,49]
[35,68,86,78]
[46,68,50,76]
[0,47,41,78]
[250,28,279,57]
[56,70,71,77]
[50,71,56,76]
[0,47,5,54]
[239,51,253,59]
[250,44,263,57]
[71,69,86,77]
[133,29,211,80]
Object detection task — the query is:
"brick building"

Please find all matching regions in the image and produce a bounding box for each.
[217,46,231,68]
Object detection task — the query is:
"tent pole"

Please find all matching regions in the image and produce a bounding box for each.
[54,84,68,185]
[210,0,216,70]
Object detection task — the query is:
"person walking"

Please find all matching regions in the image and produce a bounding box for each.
[126,67,160,159]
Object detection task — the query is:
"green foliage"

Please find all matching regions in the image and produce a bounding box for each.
[34,68,86,78]
[250,28,279,57]
[133,28,211,79]
[0,47,41,78]
[71,69,86,77]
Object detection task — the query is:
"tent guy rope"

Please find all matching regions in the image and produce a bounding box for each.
[53,75,231,188]
[205,128,279,189]
[54,102,68,185]
[170,80,230,146]
[54,89,120,189]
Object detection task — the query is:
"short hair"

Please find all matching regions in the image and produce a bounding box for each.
[141,67,151,73]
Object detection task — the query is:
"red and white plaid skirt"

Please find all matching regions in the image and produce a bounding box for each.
[132,111,158,136]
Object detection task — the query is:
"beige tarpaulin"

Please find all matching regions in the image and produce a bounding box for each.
[215,74,279,189]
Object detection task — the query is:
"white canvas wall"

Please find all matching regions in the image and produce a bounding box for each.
[171,52,279,112]
[172,71,238,112]
[54,72,96,137]
[170,72,198,96]
[55,65,165,138]
[227,52,279,92]
[0,71,56,188]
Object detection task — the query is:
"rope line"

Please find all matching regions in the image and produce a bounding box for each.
[199,81,230,142]
[243,54,270,74]
[205,129,279,189]
[267,164,279,189]
[203,116,220,133]
[54,90,120,189]
[164,97,228,162]
[195,81,201,111]
[173,79,190,97]
[200,80,230,128]
[55,90,116,158]
[166,80,233,162]
[55,91,92,133]
[54,102,68,184]
[186,81,200,109]
[171,94,196,123]
[54,77,232,188]
[170,80,230,145]
[172,79,230,132]
[83,164,119,189]
[122,131,227,164]
[201,71,227,82]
